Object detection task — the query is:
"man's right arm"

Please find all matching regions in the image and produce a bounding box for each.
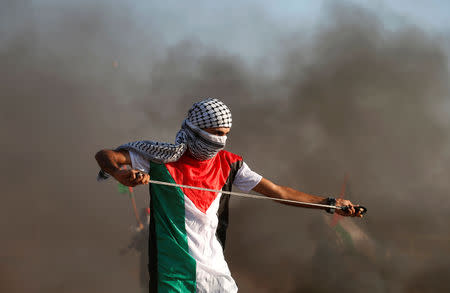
[95,149,149,187]
[95,149,131,173]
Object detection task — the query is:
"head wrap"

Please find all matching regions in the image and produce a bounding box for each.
[187,98,232,129]
[106,98,232,172]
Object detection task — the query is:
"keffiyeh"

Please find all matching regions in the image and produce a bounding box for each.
[187,98,232,129]
[98,98,232,180]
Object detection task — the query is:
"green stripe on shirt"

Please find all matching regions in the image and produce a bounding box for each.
[150,162,197,292]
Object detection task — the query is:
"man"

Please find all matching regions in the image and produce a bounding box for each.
[95,98,363,293]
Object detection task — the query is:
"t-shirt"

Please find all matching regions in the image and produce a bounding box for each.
[129,150,262,293]
[130,151,262,192]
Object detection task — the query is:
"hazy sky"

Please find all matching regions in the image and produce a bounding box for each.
[129,0,450,49]
[2,1,450,292]
[28,0,450,62]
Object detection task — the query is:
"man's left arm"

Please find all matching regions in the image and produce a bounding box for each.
[252,178,363,217]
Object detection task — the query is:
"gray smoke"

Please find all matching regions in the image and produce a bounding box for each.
[1,1,449,292]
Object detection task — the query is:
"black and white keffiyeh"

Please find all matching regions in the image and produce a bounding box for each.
[187,98,232,129]
[98,98,232,180]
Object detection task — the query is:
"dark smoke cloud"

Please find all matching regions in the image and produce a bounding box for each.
[1,1,449,292]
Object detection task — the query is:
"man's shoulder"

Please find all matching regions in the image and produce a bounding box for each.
[218,150,242,164]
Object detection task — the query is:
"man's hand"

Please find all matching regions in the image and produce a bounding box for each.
[335,198,364,218]
[112,169,150,187]
[252,178,366,217]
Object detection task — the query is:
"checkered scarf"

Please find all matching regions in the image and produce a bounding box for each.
[98,98,232,180]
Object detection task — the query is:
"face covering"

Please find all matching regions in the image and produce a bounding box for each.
[111,98,232,165]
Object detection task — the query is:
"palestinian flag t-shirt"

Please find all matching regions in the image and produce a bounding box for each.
[130,150,262,292]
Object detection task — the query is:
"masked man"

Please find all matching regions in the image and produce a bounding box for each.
[95,98,363,293]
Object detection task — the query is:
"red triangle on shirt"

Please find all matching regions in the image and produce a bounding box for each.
[164,150,241,213]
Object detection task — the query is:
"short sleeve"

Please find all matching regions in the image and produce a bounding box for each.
[129,150,150,173]
[233,162,262,192]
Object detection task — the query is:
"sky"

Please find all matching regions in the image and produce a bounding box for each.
[126,0,450,60]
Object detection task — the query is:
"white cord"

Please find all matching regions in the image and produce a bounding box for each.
[148,179,344,210]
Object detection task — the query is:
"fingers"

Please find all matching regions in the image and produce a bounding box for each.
[333,202,365,217]
[140,173,150,184]
[354,206,364,218]
[348,205,356,215]
[336,199,354,216]
[346,205,364,218]
[335,198,366,218]
[130,170,150,185]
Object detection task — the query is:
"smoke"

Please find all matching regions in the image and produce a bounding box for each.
[1,0,449,292]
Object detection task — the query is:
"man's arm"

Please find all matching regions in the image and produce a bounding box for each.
[95,149,150,187]
[252,178,362,217]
